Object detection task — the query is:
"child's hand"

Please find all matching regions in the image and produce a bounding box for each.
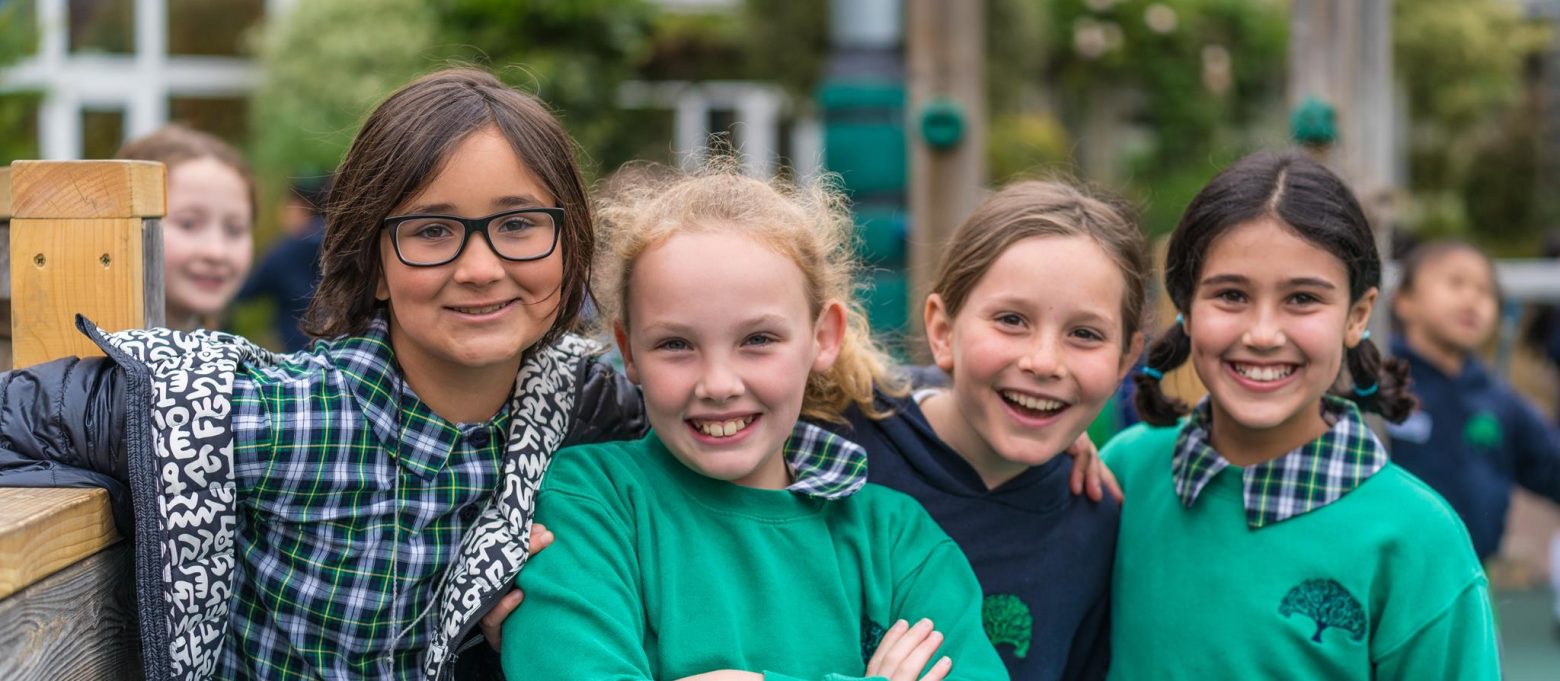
[480,522,556,650]
[1065,433,1124,503]
[866,619,954,681]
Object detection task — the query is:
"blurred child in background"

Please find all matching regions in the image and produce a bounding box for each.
[117,123,255,331]
[1389,241,1560,560]
[238,174,329,351]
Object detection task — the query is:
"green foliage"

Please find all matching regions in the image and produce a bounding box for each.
[1394,0,1553,249]
[987,0,1052,116]
[0,92,40,166]
[1008,0,1286,235]
[1396,0,1546,133]
[250,0,661,187]
[249,0,438,183]
[0,0,40,165]
[987,112,1071,183]
[433,0,659,174]
[1044,0,1287,172]
[0,0,36,65]
[982,593,1033,658]
[740,0,829,98]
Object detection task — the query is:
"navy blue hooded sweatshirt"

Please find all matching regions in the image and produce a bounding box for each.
[1386,337,1560,559]
[823,387,1117,681]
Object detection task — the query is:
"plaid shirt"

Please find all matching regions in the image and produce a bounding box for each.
[218,317,510,680]
[1172,395,1388,528]
[783,421,869,500]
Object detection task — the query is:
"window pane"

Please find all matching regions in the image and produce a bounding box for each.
[69,0,134,54]
[82,108,125,159]
[168,0,264,56]
[169,97,249,148]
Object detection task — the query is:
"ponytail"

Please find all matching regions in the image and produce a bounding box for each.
[1339,337,1417,423]
[1134,315,1194,426]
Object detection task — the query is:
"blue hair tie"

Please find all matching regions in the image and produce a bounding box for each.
[1353,383,1379,397]
[1141,366,1165,381]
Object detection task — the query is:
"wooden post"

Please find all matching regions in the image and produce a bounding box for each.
[906,0,985,357]
[8,160,165,368]
[0,160,162,680]
[1288,0,1395,323]
[1288,0,1395,201]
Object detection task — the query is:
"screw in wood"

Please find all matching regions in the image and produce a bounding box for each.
[33,253,45,268]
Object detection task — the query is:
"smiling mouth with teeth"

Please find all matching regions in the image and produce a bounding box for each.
[1231,362,1297,382]
[450,300,513,315]
[689,415,757,438]
[1000,390,1067,414]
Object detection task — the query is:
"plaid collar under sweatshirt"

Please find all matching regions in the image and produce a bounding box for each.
[1171,395,1388,529]
[219,315,511,680]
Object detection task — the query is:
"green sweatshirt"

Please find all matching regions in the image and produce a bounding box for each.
[501,431,1008,681]
[1101,423,1500,680]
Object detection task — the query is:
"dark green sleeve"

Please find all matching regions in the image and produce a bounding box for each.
[887,522,1010,681]
[500,468,651,679]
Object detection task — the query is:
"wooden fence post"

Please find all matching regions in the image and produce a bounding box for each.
[0,160,163,680]
[8,160,165,368]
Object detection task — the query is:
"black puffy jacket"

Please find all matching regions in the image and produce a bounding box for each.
[0,317,646,681]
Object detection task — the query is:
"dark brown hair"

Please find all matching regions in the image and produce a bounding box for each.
[1135,152,1417,425]
[115,123,256,221]
[302,67,593,348]
[931,180,1150,344]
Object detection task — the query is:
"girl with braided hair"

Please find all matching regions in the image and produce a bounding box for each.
[1102,152,1499,679]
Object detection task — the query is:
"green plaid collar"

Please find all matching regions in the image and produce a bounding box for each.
[1172,395,1387,528]
[784,421,869,500]
[322,314,509,479]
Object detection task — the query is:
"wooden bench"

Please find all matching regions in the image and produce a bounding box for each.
[0,160,164,680]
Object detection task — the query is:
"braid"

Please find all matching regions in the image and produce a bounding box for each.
[1340,338,1417,423]
[1134,319,1194,426]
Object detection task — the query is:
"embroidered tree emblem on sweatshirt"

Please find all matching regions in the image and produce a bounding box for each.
[860,616,887,664]
[982,594,1032,658]
[1463,411,1503,450]
[1279,579,1366,644]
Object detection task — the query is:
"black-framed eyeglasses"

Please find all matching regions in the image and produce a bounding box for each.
[382,207,563,267]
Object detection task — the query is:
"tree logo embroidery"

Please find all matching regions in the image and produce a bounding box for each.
[860,616,887,664]
[1279,579,1366,644]
[1463,411,1503,451]
[982,594,1033,659]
